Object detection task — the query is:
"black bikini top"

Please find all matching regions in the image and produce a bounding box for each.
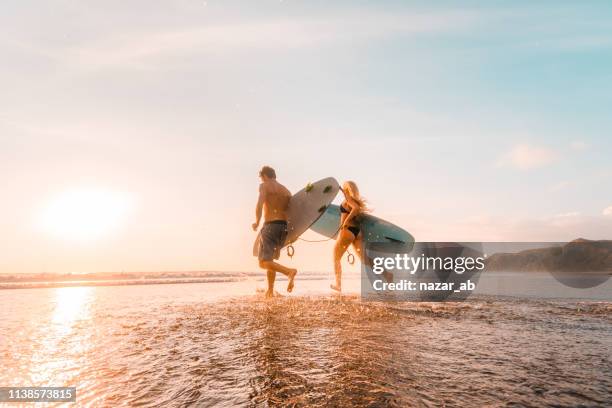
[340,203,350,214]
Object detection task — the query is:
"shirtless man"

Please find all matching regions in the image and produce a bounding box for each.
[252,166,297,298]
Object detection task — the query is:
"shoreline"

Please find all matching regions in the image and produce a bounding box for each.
[0,275,339,290]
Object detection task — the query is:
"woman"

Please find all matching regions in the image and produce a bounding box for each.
[331,181,367,292]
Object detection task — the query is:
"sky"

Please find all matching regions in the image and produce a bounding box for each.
[1,0,611,274]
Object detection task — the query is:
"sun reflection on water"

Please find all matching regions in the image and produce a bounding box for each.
[29,287,94,386]
[52,287,93,331]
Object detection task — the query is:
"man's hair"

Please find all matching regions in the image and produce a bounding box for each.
[259,166,276,179]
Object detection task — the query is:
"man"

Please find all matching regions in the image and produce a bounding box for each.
[253,166,297,298]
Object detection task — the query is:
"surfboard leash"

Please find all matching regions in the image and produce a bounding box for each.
[288,227,356,265]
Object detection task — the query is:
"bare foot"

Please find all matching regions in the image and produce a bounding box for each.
[265,290,273,298]
[287,269,297,292]
[330,283,341,292]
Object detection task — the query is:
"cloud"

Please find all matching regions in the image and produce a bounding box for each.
[549,212,583,228]
[548,180,572,192]
[570,140,589,151]
[533,34,612,51]
[603,206,612,217]
[41,10,479,70]
[553,211,581,218]
[408,210,612,242]
[498,143,559,170]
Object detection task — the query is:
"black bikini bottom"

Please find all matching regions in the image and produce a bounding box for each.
[346,226,360,237]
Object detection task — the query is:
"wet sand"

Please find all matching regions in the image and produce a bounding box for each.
[1,281,610,407]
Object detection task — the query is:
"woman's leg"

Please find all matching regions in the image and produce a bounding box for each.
[351,234,364,261]
[351,234,392,282]
[332,229,355,291]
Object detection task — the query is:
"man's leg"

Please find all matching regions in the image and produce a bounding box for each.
[266,269,275,297]
[259,223,297,293]
[259,260,297,292]
[260,260,293,276]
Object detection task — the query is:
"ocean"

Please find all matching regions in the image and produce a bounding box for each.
[1,274,610,407]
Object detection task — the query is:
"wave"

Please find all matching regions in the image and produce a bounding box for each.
[0,271,332,290]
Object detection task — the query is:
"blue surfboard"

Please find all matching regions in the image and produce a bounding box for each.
[310,204,415,245]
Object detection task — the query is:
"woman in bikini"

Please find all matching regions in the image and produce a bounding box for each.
[331,181,367,292]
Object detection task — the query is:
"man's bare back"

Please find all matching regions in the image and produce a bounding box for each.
[253,166,297,298]
[261,180,291,222]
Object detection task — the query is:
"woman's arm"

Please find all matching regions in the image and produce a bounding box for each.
[341,198,360,227]
[339,187,348,200]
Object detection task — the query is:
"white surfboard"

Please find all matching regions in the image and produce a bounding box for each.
[253,177,340,257]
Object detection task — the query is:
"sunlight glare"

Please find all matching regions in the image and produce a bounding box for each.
[40,190,133,242]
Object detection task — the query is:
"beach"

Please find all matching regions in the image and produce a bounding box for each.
[2,0,611,406]
[1,277,610,407]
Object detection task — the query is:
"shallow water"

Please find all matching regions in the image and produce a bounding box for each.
[1,279,610,407]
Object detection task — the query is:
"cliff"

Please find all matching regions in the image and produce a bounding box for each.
[485,239,612,272]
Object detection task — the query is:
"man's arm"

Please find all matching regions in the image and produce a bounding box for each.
[253,184,265,231]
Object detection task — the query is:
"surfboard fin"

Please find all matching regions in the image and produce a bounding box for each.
[323,185,332,193]
[305,182,314,192]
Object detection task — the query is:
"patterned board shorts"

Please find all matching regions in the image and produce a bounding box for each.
[258,220,288,261]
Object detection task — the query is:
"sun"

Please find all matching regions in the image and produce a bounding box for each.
[40,189,133,242]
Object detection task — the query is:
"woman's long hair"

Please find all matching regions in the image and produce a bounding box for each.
[343,181,368,212]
